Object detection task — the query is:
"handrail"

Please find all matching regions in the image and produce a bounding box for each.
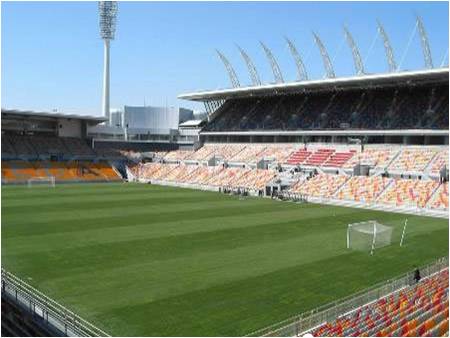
[246,257,448,337]
[1,268,110,337]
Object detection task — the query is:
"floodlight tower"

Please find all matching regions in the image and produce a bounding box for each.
[99,1,118,124]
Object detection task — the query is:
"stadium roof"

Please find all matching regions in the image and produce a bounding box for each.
[179,120,204,128]
[1,109,107,123]
[179,68,449,102]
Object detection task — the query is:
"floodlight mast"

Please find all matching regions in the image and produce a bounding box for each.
[99,1,118,124]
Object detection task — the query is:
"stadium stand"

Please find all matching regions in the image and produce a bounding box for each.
[428,182,449,210]
[336,176,393,203]
[1,160,121,183]
[343,148,399,170]
[378,178,439,208]
[429,148,449,176]
[285,147,311,165]
[229,144,267,163]
[388,148,439,172]
[311,269,449,337]
[290,173,349,198]
[203,85,448,131]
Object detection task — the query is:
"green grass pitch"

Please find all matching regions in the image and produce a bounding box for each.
[2,183,448,336]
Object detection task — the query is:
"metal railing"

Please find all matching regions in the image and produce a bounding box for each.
[246,257,448,337]
[1,268,110,337]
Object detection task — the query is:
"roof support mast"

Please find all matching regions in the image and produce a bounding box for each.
[416,15,434,69]
[313,32,336,78]
[284,36,308,81]
[377,20,397,72]
[259,41,284,83]
[236,45,262,86]
[343,25,365,76]
[215,49,240,88]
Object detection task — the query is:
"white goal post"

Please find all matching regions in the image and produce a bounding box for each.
[27,176,56,188]
[347,221,393,255]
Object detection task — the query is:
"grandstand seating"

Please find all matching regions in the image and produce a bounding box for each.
[303,148,335,166]
[62,137,96,157]
[132,162,274,191]
[388,148,438,172]
[311,269,449,337]
[429,148,449,176]
[285,148,312,165]
[428,182,449,210]
[6,134,37,157]
[2,134,97,159]
[343,148,399,170]
[163,149,194,161]
[203,85,448,131]
[379,178,439,208]
[290,173,348,198]
[323,150,356,167]
[258,145,296,163]
[1,134,16,158]
[337,176,393,203]
[228,144,267,163]
[1,160,121,183]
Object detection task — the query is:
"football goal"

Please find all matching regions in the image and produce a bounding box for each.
[27,176,56,188]
[347,221,393,255]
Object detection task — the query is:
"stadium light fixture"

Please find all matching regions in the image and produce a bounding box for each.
[99,1,118,124]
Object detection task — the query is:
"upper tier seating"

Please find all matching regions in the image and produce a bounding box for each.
[343,148,399,170]
[204,84,448,131]
[388,148,438,172]
[379,178,439,208]
[62,138,96,157]
[1,134,16,157]
[311,269,449,337]
[337,176,393,203]
[290,173,348,198]
[6,134,37,157]
[2,134,96,159]
[428,182,449,210]
[30,135,68,156]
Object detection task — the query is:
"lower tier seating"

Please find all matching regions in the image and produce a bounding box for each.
[290,173,348,198]
[1,160,121,183]
[311,269,449,337]
[388,148,439,172]
[132,162,275,191]
[378,179,439,208]
[336,176,393,203]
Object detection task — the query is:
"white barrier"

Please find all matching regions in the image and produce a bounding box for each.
[1,269,110,337]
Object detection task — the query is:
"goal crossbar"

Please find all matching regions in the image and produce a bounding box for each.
[27,176,56,188]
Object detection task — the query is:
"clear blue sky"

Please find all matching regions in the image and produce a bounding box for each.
[2,1,448,115]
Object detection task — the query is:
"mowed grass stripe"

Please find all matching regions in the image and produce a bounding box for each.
[2,184,448,336]
[91,228,448,336]
[1,183,216,202]
[4,213,354,281]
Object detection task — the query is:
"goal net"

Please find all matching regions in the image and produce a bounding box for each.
[347,221,393,254]
[27,176,56,188]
